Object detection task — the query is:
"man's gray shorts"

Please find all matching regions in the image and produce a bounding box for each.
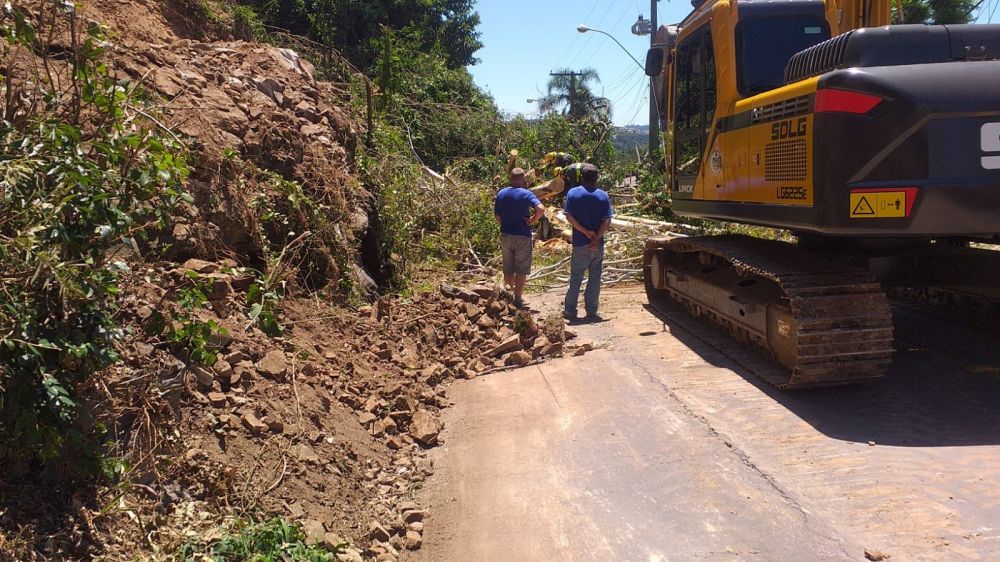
[500,234,533,276]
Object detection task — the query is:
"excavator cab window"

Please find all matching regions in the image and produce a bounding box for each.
[673,26,716,194]
[736,15,829,96]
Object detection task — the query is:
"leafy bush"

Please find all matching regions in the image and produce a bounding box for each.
[0,7,188,462]
[176,517,345,561]
[373,28,502,173]
[232,5,266,41]
[159,274,229,366]
[502,113,615,171]
[246,280,284,337]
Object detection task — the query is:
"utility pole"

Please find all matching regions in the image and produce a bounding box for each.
[649,0,660,160]
[550,71,584,118]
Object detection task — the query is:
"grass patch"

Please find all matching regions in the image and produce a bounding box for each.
[176,517,346,561]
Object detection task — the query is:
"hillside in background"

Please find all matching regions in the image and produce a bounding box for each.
[612,124,649,156]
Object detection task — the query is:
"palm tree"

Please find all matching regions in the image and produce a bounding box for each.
[538,68,602,119]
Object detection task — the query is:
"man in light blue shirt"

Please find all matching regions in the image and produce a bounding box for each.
[494,168,545,308]
[563,164,613,321]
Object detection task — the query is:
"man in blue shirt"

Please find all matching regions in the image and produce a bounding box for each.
[563,164,613,321]
[494,168,545,308]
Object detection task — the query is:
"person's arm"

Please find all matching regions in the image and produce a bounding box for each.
[526,203,546,225]
[565,213,596,240]
[525,193,545,225]
[587,197,614,248]
[563,190,594,240]
[589,217,611,248]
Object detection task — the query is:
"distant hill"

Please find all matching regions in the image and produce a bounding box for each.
[613,124,649,155]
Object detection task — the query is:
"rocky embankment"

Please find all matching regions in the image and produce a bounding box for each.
[102,258,591,559]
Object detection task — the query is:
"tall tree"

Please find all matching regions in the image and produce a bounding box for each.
[538,68,602,120]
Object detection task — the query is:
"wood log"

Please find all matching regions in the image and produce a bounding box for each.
[530,176,566,200]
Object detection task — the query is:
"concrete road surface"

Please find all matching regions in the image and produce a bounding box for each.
[407,286,1000,562]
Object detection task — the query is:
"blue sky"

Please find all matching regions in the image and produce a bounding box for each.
[470,0,1000,126]
[470,0,693,126]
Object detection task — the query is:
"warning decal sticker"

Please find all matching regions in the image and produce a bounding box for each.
[851,196,875,216]
[849,191,908,219]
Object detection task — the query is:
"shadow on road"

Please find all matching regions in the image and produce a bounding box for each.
[643,300,1000,448]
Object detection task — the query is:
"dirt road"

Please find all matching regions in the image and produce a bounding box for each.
[407,285,1000,562]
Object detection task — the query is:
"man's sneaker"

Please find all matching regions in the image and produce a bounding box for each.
[562,311,576,321]
[584,314,604,323]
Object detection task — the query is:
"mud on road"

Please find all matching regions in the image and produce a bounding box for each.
[408,284,1000,562]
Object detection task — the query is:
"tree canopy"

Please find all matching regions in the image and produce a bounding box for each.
[896,0,977,23]
[245,0,483,70]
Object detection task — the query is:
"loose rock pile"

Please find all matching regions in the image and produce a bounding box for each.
[303,283,592,558]
[108,261,593,559]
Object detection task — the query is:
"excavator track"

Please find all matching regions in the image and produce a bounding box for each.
[644,235,894,389]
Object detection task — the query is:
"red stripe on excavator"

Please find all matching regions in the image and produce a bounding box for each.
[851,187,919,216]
[814,89,882,114]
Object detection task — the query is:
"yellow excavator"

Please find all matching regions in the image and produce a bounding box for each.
[642,0,1000,388]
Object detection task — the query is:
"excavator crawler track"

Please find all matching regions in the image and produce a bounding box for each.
[644,235,894,389]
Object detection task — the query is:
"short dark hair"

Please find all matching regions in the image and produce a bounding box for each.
[581,165,599,184]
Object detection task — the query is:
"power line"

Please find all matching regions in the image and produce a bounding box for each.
[602,66,642,97]
[605,73,648,124]
[624,87,649,127]
[968,0,990,20]
[579,2,640,69]
[554,0,602,68]
[604,71,646,101]
[570,0,617,66]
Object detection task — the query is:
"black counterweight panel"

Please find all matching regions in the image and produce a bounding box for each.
[927,117,1000,179]
[810,62,1000,236]
[785,24,1000,84]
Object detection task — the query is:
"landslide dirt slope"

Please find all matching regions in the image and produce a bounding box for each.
[88,0,375,291]
[0,2,593,559]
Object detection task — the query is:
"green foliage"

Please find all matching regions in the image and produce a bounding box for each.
[895,0,975,23]
[166,315,224,366]
[159,274,228,366]
[465,188,500,258]
[502,113,615,169]
[240,0,482,70]
[365,120,500,287]
[245,165,356,295]
[373,28,502,172]
[0,8,188,462]
[176,517,346,561]
[232,5,266,41]
[246,281,283,337]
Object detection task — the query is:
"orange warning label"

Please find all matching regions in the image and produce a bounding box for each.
[850,191,906,218]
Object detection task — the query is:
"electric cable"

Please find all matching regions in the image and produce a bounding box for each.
[579,2,643,69]
[570,0,617,66]
[554,0,601,68]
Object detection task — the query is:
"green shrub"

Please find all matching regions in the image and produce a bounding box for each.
[232,5,265,42]
[156,273,229,366]
[176,517,345,561]
[502,113,616,170]
[0,9,188,462]
[246,280,283,337]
